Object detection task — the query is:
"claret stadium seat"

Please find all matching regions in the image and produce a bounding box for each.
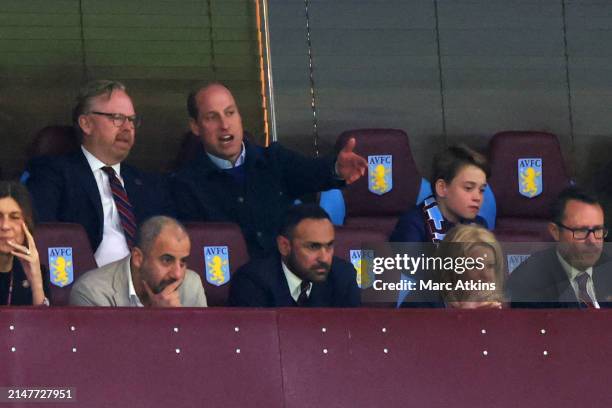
[185,222,250,306]
[320,129,429,236]
[33,222,97,306]
[488,131,572,242]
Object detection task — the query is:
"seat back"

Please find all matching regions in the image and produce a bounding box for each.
[33,222,97,306]
[333,225,394,307]
[336,129,421,217]
[488,131,571,219]
[27,125,79,159]
[185,222,250,306]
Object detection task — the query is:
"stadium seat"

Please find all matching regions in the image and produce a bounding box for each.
[333,225,396,307]
[27,125,79,159]
[169,131,200,171]
[185,222,250,306]
[322,129,424,236]
[21,125,80,183]
[33,222,97,306]
[488,131,571,242]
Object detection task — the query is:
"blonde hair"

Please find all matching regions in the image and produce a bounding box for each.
[435,224,505,303]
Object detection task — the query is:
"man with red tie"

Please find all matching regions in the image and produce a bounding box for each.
[27,80,173,267]
[507,187,612,308]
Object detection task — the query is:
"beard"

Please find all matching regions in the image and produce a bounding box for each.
[286,252,331,283]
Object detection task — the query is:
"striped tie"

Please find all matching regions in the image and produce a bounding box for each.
[102,166,137,248]
[296,281,311,306]
[576,272,594,308]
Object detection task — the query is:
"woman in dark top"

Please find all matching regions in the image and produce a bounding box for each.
[0,181,49,306]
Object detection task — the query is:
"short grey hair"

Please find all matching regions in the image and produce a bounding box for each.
[72,79,127,134]
[135,216,188,254]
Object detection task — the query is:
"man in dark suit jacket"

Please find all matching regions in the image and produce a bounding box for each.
[507,187,612,308]
[26,80,173,267]
[229,204,360,307]
[173,82,367,259]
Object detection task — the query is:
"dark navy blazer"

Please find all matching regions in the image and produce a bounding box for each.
[229,254,361,307]
[26,150,174,252]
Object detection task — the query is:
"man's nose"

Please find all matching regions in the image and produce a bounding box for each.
[318,246,333,261]
[168,262,183,279]
[585,230,600,244]
[220,116,230,130]
[120,116,135,131]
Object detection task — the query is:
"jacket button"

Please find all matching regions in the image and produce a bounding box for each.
[237,196,244,203]
[256,231,262,237]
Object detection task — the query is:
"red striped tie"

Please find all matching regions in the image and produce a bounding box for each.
[102,166,137,248]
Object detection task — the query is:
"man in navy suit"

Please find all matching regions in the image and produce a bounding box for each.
[229,204,361,307]
[27,80,173,267]
[507,187,612,308]
[173,82,367,259]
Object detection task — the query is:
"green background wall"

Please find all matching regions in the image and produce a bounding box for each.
[0,0,264,178]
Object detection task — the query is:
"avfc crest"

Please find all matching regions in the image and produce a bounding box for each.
[518,158,543,198]
[368,155,392,195]
[204,246,230,286]
[507,254,531,274]
[350,249,373,289]
[48,247,74,287]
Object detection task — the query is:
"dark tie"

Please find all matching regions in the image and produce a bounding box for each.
[101,166,137,248]
[296,281,311,307]
[576,272,594,308]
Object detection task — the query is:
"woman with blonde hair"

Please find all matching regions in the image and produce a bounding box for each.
[435,224,505,309]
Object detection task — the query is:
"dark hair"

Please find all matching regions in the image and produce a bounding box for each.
[279,204,332,239]
[0,181,35,233]
[432,144,489,195]
[186,81,228,120]
[550,186,601,225]
[135,216,188,254]
[72,80,127,135]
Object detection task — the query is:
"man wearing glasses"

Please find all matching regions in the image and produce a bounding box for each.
[507,187,612,308]
[27,80,173,267]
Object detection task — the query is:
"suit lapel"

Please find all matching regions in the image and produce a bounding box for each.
[309,281,332,307]
[111,258,132,307]
[272,259,297,307]
[547,251,579,303]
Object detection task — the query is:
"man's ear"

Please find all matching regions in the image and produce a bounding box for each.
[78,115,91,136]
[548,222,560,242]
[189,118,200,136]
[277,235,291,257]
[131,247,144,269]
[434,179,448,199]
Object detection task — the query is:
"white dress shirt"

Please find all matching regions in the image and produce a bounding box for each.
[81,146,130,267]
[281,261,312,302]
[206,143,246,169]
[126,259,144,307]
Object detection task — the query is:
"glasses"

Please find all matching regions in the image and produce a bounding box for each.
[89,111,141,128]
[557,223,608,240]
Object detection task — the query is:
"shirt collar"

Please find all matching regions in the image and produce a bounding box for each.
[206,142,246,169]
[126,258,144,307]
[81,145,122,175]
[281,261,312,302]
[556,250,593,282]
